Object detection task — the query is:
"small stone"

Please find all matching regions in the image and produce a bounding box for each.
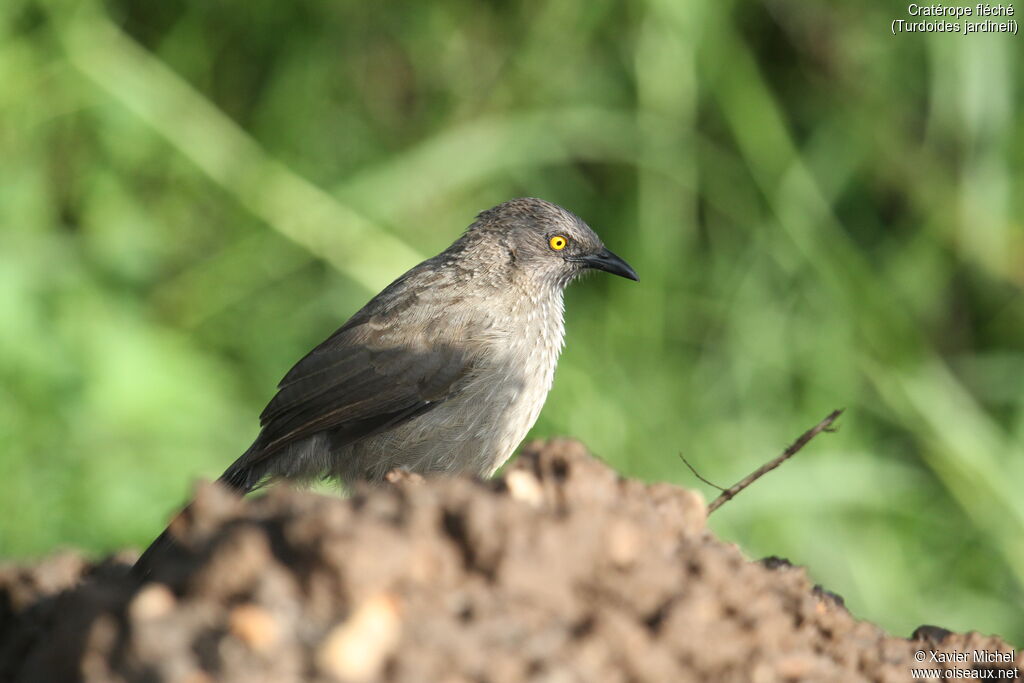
[505,469,543,507]
[910,624,954,643]
[385,468,425,485]
[229,604,279,652]
[775,653,815,678]
[179,673,214,683]
[317,593,402,682]
[129,583,176,621]
[606,520,640,568]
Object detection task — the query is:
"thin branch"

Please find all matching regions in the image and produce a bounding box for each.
[705,409,844,515]
[678,454,725,491]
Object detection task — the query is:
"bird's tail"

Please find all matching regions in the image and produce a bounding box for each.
[131,444,264,580]
[130,508,193,580]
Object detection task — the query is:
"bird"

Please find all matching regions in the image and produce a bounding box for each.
[133,197,637,575]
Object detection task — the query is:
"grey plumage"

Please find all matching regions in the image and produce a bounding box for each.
[134,197,636,575]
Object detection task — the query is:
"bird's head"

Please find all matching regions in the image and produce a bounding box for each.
[468,197,638,289]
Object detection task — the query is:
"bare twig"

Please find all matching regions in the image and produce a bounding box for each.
[678,454,726,491]
[695,409,844,515]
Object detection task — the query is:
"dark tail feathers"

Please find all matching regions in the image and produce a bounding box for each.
[131,446,262,580]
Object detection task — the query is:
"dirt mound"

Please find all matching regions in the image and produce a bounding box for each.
[1,440,1019,682]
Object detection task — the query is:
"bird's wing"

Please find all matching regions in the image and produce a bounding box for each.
[255,327,474,452]
[241,266,485,471]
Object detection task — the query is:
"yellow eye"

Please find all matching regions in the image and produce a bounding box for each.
[549,235,568,251]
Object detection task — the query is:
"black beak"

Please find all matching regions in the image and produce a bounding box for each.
[580,248,639,281]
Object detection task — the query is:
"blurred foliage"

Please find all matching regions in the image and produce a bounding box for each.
[2,0,1023,644]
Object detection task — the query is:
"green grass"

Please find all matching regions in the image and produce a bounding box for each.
[2,0,1022,645]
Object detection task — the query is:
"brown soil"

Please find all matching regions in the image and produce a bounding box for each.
[0,439,1019,682]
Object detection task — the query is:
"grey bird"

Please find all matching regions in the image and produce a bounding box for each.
[134,197,637,574]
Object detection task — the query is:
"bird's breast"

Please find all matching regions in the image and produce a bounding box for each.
[470,290,566,474]
[343,289,567,480]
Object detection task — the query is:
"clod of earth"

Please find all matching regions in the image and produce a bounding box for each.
[0,440,1019,682]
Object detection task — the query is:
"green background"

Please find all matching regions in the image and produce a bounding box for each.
[3,0,1023,645]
